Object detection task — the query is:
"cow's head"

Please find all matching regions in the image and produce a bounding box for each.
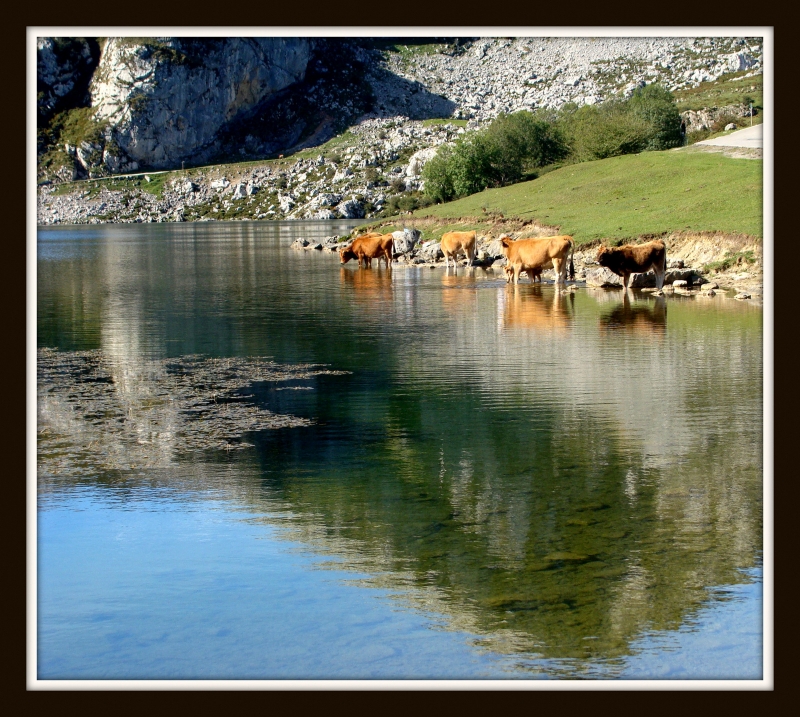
[499,235,514,254]
[596,245,614,268]
[339,245,356,264]
[502,264,514,283]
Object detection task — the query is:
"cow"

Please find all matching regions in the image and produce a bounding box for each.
[595,239,667,291]
[500,235,575,285]
[339,233,394,268]
[441,231,477,269]
[503,264,543,283]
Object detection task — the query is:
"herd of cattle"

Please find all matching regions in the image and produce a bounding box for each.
[338,230,668,291]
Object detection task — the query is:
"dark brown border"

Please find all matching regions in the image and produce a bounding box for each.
[16,2,789,707]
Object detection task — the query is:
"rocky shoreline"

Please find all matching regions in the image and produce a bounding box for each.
[293,228,763,299]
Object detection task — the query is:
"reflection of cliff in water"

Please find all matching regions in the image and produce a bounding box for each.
[37,225,763,670]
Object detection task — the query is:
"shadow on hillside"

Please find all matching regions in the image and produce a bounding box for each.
[199,39,459,165]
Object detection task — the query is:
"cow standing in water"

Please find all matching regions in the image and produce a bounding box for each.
[500,235,575,285]
[441,231,477,269]
[595,240,667,291]
[339,234,394,268]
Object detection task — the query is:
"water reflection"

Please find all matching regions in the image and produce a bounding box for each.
[441,270,478,314]
[600,293,667,336]
[340,265,394,303]
[499,284,574,332]
[37,222,763,675]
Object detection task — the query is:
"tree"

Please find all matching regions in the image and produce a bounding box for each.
[628,84,683,150]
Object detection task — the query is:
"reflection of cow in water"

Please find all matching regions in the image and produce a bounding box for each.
[440,270,478,313]
[600,294,667,334]
[501,285,574,331]
[340,265,393,302]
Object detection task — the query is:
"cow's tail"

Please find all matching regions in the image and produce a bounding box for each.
[569,239,575,280]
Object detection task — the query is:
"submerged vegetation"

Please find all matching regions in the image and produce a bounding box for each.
[37,348,351,476]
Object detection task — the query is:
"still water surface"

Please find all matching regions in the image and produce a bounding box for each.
[36,221,764,680]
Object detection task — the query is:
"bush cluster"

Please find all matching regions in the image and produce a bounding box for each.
[422,84,683,203]
[423,111,568,203]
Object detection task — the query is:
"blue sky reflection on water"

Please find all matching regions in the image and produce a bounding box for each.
[37,488,762,682]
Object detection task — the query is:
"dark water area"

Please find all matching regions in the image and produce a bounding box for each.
[36,222,764,680]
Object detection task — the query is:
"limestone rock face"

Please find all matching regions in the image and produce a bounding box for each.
[37,38,98,121]
[90,38,313,169]
[405,147,439,177]
[392,228,421,254]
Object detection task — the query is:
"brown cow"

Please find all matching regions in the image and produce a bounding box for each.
[595,240,667,291]
[500,235,575,285]
[339,234,394,268]
[441,231,477,269]
[503,264,543,283]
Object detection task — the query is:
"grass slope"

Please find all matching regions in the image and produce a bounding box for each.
[414,148,762,243]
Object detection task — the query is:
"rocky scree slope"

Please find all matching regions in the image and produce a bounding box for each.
[38,36,762,225]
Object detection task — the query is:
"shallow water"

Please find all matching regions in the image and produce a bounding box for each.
[36,221,764,681]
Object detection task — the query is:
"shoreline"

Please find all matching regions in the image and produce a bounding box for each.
[37,218,763,298]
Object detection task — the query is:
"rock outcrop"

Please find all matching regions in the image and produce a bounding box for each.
[88,38,313,171]
[37,35,764,227]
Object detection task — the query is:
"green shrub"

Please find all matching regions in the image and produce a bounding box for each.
[558,100,650,161]
[421,145,456,203]
[425,85,683,203]
[384,191,432,215]
[628,84,683,150]
[703,250,757,273]
[422,110,569,202]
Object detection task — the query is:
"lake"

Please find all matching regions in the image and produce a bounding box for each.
[36,221,764,682]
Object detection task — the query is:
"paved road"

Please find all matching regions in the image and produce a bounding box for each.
[695,123,762,148]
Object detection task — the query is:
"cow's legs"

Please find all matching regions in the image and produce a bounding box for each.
[622,272,631,291]
[654,264,665,290]
[514,264,521,284]
[552,258,563,284]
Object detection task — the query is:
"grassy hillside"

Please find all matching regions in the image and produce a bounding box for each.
[673,70,763,114]
[411,147,762,243]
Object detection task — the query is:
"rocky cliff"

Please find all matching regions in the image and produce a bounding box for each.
[37,35,763,227]
[90,38,313,171]
[38,35,762,183]
[39,38,315,179]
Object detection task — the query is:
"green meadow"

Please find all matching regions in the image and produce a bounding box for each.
[409,148,762,244]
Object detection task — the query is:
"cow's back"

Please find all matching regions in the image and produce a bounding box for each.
[507,237,550,266]
[546,235,574,258]
[441,230,477,252]
[352,235,382,255]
